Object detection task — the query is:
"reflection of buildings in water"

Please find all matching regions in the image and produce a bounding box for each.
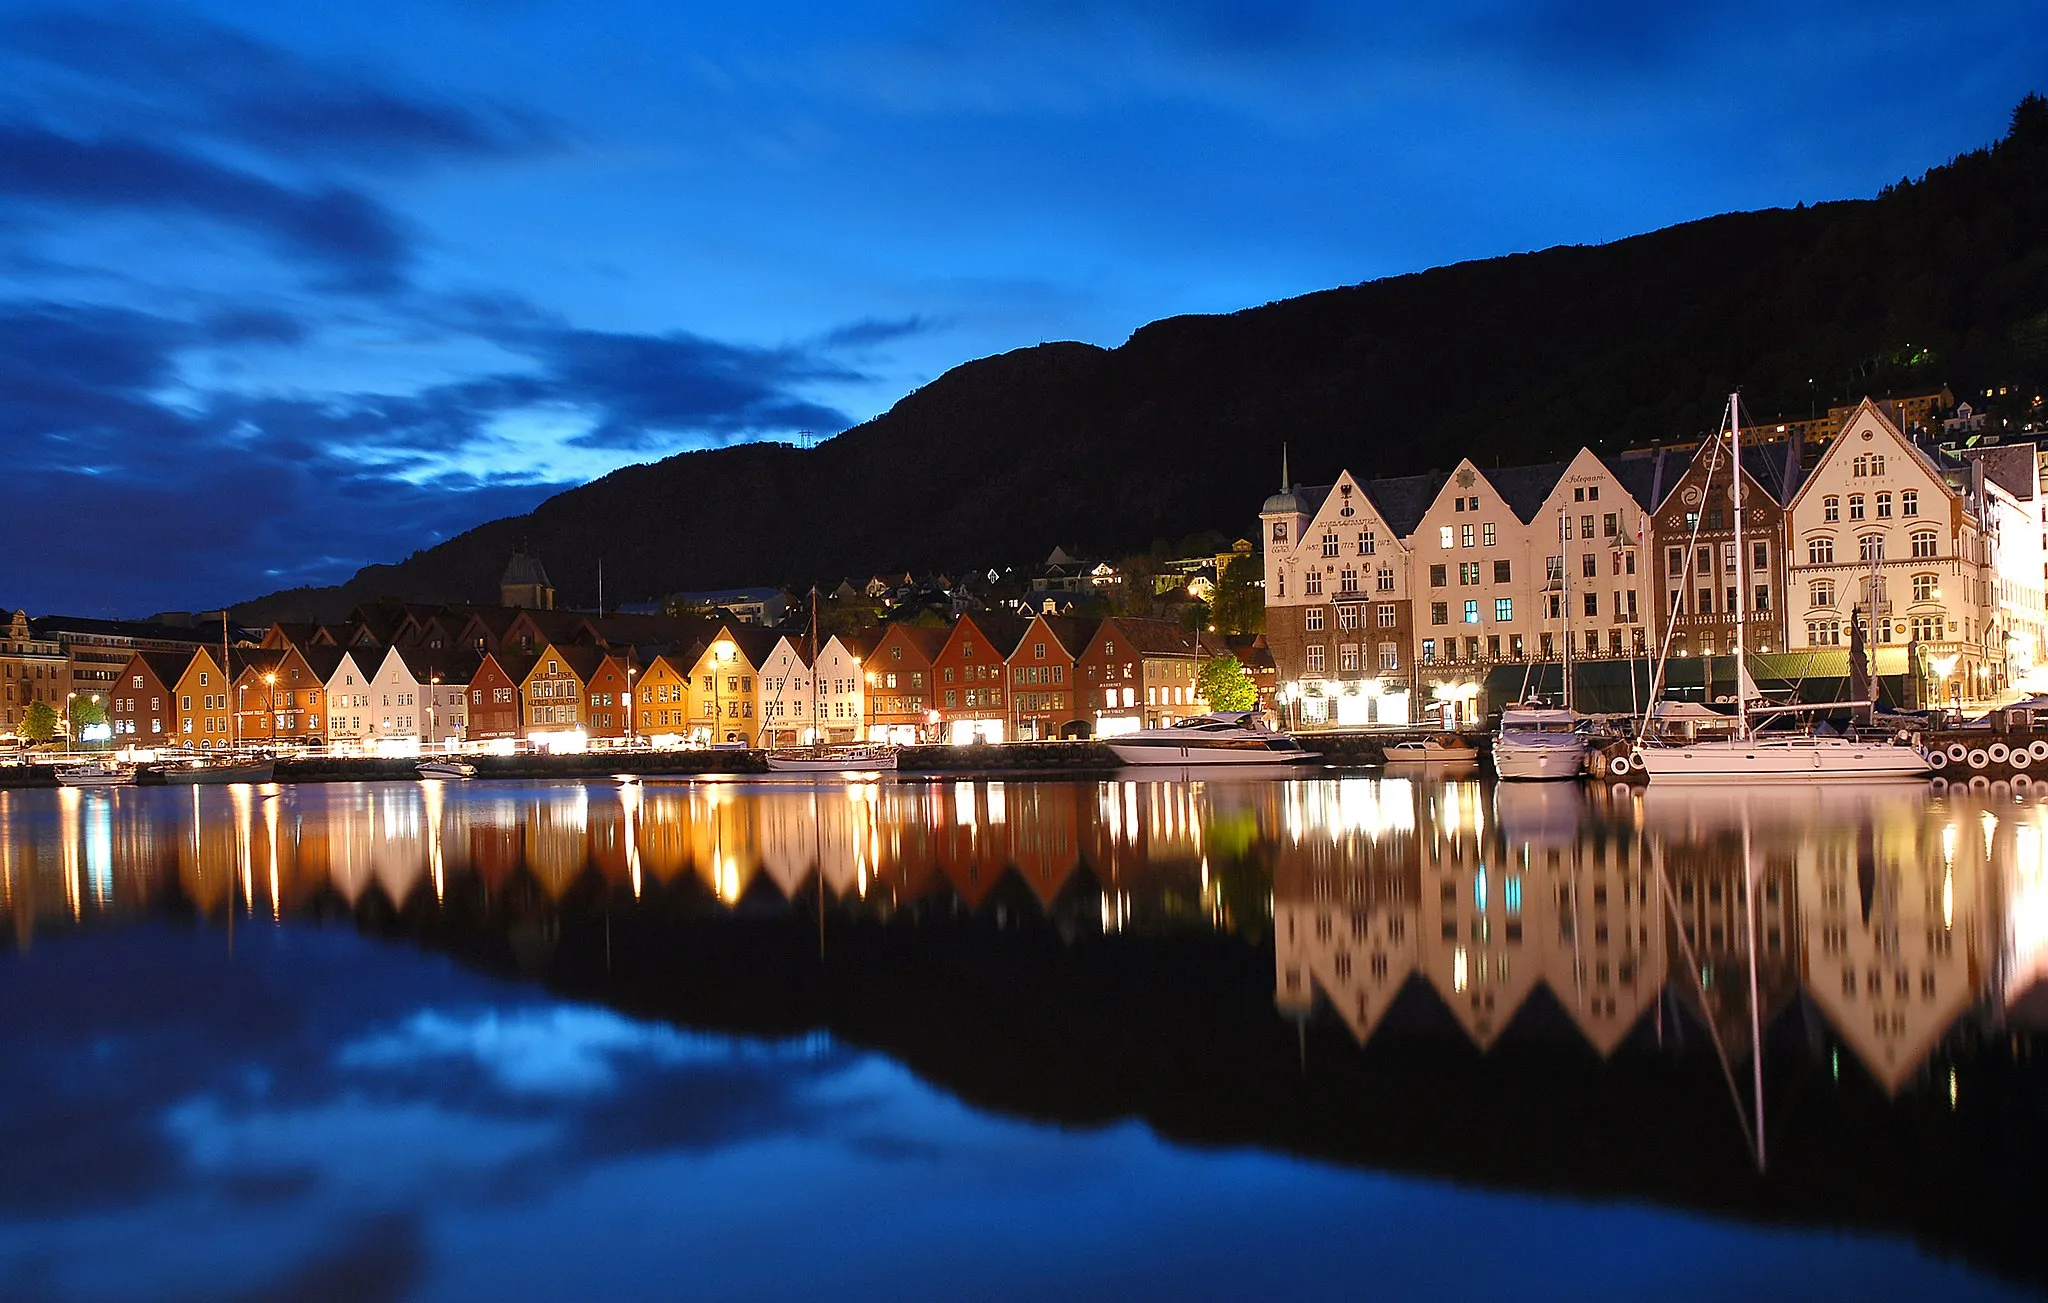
[1278,779,1668,1054]
[523,787,591,900]
[2009,811,2048,1027]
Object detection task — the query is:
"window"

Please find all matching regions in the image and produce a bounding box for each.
[1376,566,1395,591]
[1706,507,1725,531]
[1698,588,1713,615]
[1849,494,1865,520]
[1910,531,1937,558]
[1853,452,1885,477]
[1337,605,1359,629]
[1667,547,1684,577]
[1339,567,1359,593]
[1377,604,1397,628]
[1753,540,1768,571]
[1824,495,1840,522]
[1440,526,1455,548]
[1581,553,1597,579]
[1458,561,1479,585]
[1493,560,1511,584]
[1305,646,1325,673]
[1431,602,1448,626]
[1461,524,1475,548]
[1722,541,1737,572]
[1913,574,1937,602]
[1321,531,1340,557]
[1305,609,1324,632]
[1464,600,1480,624]
[1304,570,1323,595]
[1810,579,1835,607]
[1494,598,1513,622]
[1603,512,1619,538]
[1379,642,1399,671]
[1482,522,1496,546]
[1339,645,1360,673]
[1430,564,1447,587]
[1422,639,1436,664]
[1808,537,1835,565]
[1911,615,1943,641]
[1902,489,1918,516]
[1876,492,1892,519]
[1359,531,1375,555]
[1859,535,1884,562]
[1562,516,1575,540]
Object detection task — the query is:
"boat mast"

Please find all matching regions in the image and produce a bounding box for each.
[1731,393,1749,742]
[1561,511,1573,711]
[223,610,236,751]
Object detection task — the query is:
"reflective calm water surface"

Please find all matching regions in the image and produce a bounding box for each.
[3,775,2047,1301]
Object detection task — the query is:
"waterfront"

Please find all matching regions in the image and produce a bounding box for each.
[3,775,2046,1300]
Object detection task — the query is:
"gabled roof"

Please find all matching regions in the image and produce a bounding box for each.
[229,648,288,680]
[1485,461,1571,524]
[527,643,612,684]
[481,649,540,684]
[298,645,351,681]
[335,647,384,682]
[948,611,1032,660]
[1601,453,1662,512]
[1101,616,1201,657]
[1024,615,1102,660]
[875,623,948,662]
[394,645,482,685]
[702,622,786,669]
[820,631,880,662]
[1358,471,1452,537]
[130,649,198,687]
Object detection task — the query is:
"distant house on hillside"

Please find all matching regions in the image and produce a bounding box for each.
[500,550,556,610]
[668,587,790,626]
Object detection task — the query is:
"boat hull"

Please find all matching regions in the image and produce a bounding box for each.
[1106,742,1309,766]
[158,761,274,785]
[416,762,476,780]
[56,771,133,788]
[1635,740,1931,782]
[765,755,898,772]
[1492,742,1586,781]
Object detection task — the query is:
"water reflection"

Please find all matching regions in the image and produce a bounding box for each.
[3,774,2043,1106]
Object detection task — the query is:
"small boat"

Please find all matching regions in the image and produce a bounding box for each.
[1384,734,1480,764]
[416,758,478,780]
[1105,712,1312,766]
[1492,708,1587,781]
[152,756,275,785]
[765,745,899,772]
[55,760,135,788]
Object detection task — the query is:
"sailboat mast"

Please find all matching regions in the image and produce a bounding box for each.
[1731,393,1749,741]
[1561,511,1572,710]
[223,610,236,750]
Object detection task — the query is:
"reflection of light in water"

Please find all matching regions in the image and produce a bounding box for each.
[1453,946,1469,993]
[232,784,255,911]
[57,786,81,920]
[84,791,113,908]
[265,793,280,920]
[954,781,976,828]
[2010,820,2048,996]
[1983,810,1998,861]
[619,781,641,898]
[717,855,742,903]
[1943,823,1958,871]
[423,779,445,903]
[987,783,1005,825]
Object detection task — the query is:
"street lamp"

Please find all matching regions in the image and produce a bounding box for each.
[864,669,876,742]
[626,664,637,747]
[264,671,277,750]
[711,639,734,745]
[65,690,75,754]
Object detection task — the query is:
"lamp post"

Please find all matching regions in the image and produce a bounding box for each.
[65,690,75,754]
[264,671,276,750]
[864,670,876,742]
[712,639,734,745]
[427,673,438,751]
[626,665,637,747]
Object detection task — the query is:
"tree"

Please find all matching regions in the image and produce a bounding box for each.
[70,697,108,729]
[19,700,58,745]
[1210,554,1265,636]
[1197,655,1258,713]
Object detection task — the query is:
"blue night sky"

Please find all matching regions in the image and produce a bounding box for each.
[2,1,2045,617]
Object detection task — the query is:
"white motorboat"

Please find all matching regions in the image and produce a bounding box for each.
[1492,708,1587,781]
[765,745,899,772]
[1383,734,1479,765]
[416,758,477,780]
[55,760,135,788]
[1105,713,1312,766]
[1632,734,1930,782]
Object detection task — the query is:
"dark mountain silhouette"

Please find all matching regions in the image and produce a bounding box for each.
[236,94,2048,624]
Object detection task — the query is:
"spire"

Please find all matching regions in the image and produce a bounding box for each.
[1281,443,1290,492]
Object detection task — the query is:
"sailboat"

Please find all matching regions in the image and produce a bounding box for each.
[1494,518,1590,780]
[765,587,899,772]
[1632,395,1930,783]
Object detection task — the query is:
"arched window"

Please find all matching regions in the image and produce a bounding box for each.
[1808,537,1835,565]
[1910,531,1938,559]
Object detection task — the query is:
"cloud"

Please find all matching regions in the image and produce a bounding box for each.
[0,125,409,289]
[817,315,943,349]
[0,7,553,166]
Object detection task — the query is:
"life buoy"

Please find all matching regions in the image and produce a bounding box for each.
[2028,740,2048,762]
[1969,774,1991,791]
[1608,752,1633,777]
[1968,748,1991,771]
[1929,776,1949,795]
[2011,749,2031,772]
[1990,742,2012,765]
[1947,742,1970,763]
[1927,748,1948,771]
[2013,772,2034,791]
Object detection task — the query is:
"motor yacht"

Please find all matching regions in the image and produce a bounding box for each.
[1105,713,1312,766]
[1492,708,1587,781]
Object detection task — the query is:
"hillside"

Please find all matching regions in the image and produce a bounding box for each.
[235,96,2048,624]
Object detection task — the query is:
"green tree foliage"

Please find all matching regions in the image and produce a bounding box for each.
[1211,554,1266,635]
[19,700,58,744]
[69,697,108,728]
[1198,655,1258,713]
